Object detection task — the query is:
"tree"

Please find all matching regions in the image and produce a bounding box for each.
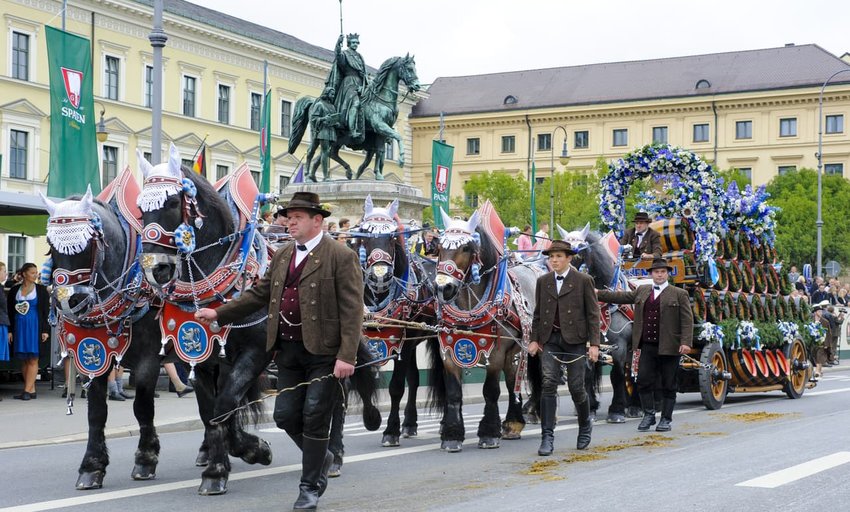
[452,170,530,227]
[718,167,753,189]
[765,168,850,268]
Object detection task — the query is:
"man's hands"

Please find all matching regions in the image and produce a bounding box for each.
[334,359,355,379]
[527,341,540,357]
[640,252,655,259]
[678,344,691,355]
[588,345,599,363]
[194,308,218,325]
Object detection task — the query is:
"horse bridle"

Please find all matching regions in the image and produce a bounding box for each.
[435,230,482,292]
[49,215,108,320]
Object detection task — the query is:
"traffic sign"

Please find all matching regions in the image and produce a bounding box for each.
[825,260,841,277]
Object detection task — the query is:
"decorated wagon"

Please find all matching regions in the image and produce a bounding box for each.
[599,144,818,409]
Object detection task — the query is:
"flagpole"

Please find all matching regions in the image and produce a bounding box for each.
[339,0,344,35]
[62,0,66,30]
[191,133,209,161]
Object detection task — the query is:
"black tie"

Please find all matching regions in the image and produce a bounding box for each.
[296,244,308,251]
[556,275,565,281]
[653,285,660,291]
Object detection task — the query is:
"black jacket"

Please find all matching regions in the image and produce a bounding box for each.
[7,283,51,338]
[0,285,9,326]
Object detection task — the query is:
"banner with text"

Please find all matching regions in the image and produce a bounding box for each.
[46,26,100,197]
[431,140,454,229]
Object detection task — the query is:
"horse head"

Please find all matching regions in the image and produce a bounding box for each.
[434,208,482,303]
[138,143,208,290]
[358,195,402,296]
[556,222,591,253]
[557,224,615,288]
[39,186,108,318]
[399,53,421,93]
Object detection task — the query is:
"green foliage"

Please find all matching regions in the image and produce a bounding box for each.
[766,168,850,269]
[719,318,740,345]
[754,320,782,348]
[421,206,434,226]
[718,167,753,189]
[452,171,530,227]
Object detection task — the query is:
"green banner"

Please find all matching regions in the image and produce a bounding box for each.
[431,140,454,229]
[259,89,271,194]
[46,26,100,197]
[530,162,537,239]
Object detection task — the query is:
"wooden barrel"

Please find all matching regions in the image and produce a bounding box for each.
[740,261,755,293]
[728,348,759,386]
[775,295,787,320]
[763,349,781,378]
[651,218,694,253]
[738,237,752,261]
[774,348,791,376]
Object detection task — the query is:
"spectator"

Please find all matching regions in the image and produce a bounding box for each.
[795,275,808,294]
[533,222,551,253]
[7,263,50,401]
[0,263,10,381]
[516,225,533,259]
[425,229,440,257]
[836,288,848,307]
[787,266,800,286]
[164,361,194,397]
[812,282,831,305]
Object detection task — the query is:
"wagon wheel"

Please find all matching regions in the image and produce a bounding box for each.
[783,338,809,399]
[698,342,728,410]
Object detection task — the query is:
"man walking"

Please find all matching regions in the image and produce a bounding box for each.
[597,258,692,432]
[195,191,363,510]
[528,240,600,455]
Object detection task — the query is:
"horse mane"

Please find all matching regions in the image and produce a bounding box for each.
[180,167,234,270]
[476,225,498,275]
[393,237,409,281]
[581,230,616,289]
[363,56,400,103]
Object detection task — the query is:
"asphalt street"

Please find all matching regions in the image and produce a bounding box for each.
[2,371,850,512]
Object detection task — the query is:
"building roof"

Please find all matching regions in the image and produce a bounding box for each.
[412,45,850,118]
[133,0,337,64]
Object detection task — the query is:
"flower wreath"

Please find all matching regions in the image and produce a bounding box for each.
[798,300,812,322]
[753,265,768,293]
[750,294,765,321]
[737,237,752,261]
[777,321,800,345]
[707,289,722,322]
[599,144,726,263]
[712,263,728,291]
[775,296,787,320]
[736,292,750,320]
[765,265,780,294]
[739,261,755,292]
[735,320,760,349]
[727,262,742,292]
[804,321,826,346]
[787,297,799,321]
[722,292,735,319]
[725,182,780,248]
[697,322,725,347]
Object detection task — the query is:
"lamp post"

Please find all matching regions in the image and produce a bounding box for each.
[93,102,108,143]
[815,69,850,278]
[549,125,570,238]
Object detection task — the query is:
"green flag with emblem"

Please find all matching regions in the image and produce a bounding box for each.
[431,140,454,229]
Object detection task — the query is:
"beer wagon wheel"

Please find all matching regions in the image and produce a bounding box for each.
[698,342,728,409]
[783,338,809,399]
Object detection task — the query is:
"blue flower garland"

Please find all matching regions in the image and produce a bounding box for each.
[725,182,780,247]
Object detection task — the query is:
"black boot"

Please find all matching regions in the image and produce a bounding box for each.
[656,398,676,432]
[289,433,333,498]
[637,392,656,432]
[537,395,557,456]
[575,400,593,450]
[293,435,331,510]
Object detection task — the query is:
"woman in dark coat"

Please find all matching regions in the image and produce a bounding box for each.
[7,263,50,400]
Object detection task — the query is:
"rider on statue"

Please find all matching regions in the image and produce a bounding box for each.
[327,33,368,142]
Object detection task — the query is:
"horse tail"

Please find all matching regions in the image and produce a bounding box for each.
[426,338,446,413]
[287,96,314,154]
[525,352,542,414]
[349,340,382,431]
[235,372,268,428]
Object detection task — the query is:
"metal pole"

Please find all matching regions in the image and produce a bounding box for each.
[339,0,344,35]
[816,69,850,278]
[550,125,568,238]
[149,0,167,164]
[62,0,67,30]
[439,112,445,143]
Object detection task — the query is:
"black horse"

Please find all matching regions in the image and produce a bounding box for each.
[40,179,164,490]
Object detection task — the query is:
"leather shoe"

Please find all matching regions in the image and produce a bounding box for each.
[119,390,134,399]
[537,435,554,456]
[108,391,125,401]
[177,386,195,398]
[656,418,672,432]
[606,413,626,424]
[637,413,656,432]
[13,392,32,401]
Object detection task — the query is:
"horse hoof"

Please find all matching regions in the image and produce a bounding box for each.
[76,470,104,490]
[240,439,273,466]
[195,450,210,467]
[381,435,400,447]
[478,437,500,449]
[198,477,228,496]
[502,421,524,440]
[441,440,463,453]
[606,413,626,424]
[401,426,417,438]
[131,464,156,480]
[523,413,540,424]
[328,462,342,478]
[502,431,521,440]
[363,405,382,432]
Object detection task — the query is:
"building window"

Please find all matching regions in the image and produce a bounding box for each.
[693,123,709,143]
[181,158,194,170]
[737,167,752,181]
[250,170,261,187]
[613,129,628,147]
[217,84,230,124]
[501,135,515,153]
[182,76,196,117]
[144,65,153,108]
[735,120,752,140]
[105,56,120,100]
[7,236,27,275]
[778,165,797,175]
[826,115,844,134]
[464,181,478,208]
[11,32,29,81]
[102,146,118,189]
[385,140,394,160]
[250,93,262,131]
[466,137,480,155]
[537,133,551,151]
[216,164,229,180]
[574,130,589,149]
[143,151,152,162]
[825,163,844,176]
[652,126,668,144]
[279,175,289,192]
[779,117,797,137]
[9,129,28,180]
[280,100,292,138]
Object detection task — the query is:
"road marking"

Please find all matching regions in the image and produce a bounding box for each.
[806,387,850,396]
[736,452,850,489]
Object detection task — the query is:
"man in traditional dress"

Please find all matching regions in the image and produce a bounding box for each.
[528,240,600,455]
[327,33,368,141]
[597,258,693,432]
[620,211,662,259]
[195,191,363,510]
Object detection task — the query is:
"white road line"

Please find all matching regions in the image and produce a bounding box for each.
[736,452,850,489]
[806,387,850,396]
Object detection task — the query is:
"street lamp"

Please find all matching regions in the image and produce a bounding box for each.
[93,102,108,143]
[549,125,570,238]
[815,69,850,278]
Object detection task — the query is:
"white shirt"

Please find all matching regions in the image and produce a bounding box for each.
[294,231,324,266]
[555,268,570,294]
[652,281,668,300]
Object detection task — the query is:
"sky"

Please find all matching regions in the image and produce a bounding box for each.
[198,0,850,85]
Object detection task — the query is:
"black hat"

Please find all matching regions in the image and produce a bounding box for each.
[278,191,331,218]
[542,240,577,256]
[649,257,674,272]
[633,211,652,223]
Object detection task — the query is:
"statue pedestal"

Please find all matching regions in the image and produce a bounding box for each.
[286,180,430,223]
